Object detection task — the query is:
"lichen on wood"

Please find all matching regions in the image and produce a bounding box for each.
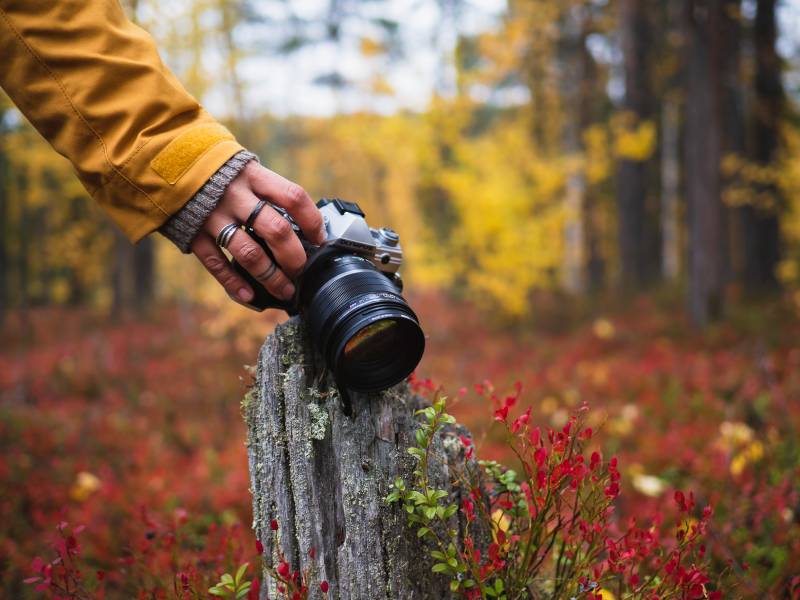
[244,317,477,599]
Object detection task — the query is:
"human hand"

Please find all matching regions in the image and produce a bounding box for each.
[189,162,325,304]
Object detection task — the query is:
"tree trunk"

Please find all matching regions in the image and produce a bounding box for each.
[684,0,727,326]
[244,318,478,599]
[561,7,587,295]
[743,0,782,290]
[660,95,681,281]
[617,0,659,289]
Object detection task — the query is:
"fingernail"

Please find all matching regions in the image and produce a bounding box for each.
[237,287,253,302]
[281,282,296,300]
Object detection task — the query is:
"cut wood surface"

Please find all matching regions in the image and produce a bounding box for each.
[244,317,476,599]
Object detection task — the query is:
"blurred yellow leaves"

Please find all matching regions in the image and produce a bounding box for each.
[439,120,566,316]
[612,112,656,162]
[359,37,385,57]
[717,421,766,477]
[592,318,616,340]
[70,471,101,502]
[583,125,612,184]
[730,440,765,477]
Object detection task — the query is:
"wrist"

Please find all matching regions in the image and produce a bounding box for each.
[159,150,258,252]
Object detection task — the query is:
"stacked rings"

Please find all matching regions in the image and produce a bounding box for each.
[246,199,268,230]
[216,222,240,249]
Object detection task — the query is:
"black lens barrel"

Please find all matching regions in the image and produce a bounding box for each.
[301,254,425,392]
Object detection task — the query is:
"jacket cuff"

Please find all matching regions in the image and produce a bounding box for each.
[159,150,258,253]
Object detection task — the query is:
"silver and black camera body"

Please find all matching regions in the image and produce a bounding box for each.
[233,198,425,394]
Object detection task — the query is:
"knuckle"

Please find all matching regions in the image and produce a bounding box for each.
[268,213,293,239]
[238,243,263,267]
[309,211,324,232]
[219,273,241,291]
[204,255,229,277]
[284,182,308,208]
[266,274,289,294]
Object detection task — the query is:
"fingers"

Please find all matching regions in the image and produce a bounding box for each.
[205,214,296,301]
[245,164,326,245]
[222,189,307,277]
[247,199,307,276]
[191,234,253,303]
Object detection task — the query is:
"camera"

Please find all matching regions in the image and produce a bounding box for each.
[232,198,425,394]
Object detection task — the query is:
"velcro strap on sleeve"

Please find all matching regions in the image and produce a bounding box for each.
[150,123,235,184]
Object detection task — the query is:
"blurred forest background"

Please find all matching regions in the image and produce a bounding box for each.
[2,0,800,325]
[2,0,800,597]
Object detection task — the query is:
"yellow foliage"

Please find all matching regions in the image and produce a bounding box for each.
[583,124,612,184]
[612,112,656,161]
[439,120,566,315]
[70,471,101,502]
[730,440,765,477]
[359,37,385,57]
[592,318,615,340]
[368,75,395,96]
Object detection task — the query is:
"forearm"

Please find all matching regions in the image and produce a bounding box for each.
[0,0,244,241]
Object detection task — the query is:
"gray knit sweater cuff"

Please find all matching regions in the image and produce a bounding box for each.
[159,150,258,253]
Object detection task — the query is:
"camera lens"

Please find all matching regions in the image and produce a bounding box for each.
[301,254,425,393]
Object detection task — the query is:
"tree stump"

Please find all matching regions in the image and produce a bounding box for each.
[243,317,475,599]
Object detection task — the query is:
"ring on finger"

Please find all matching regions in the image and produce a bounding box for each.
[255,262,278,282]
[246,199,268,230]
[216,222,240,249]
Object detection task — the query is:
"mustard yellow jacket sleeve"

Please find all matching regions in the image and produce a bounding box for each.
[0,0,245,242]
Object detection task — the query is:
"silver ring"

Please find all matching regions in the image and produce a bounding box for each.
[216,222,240,249]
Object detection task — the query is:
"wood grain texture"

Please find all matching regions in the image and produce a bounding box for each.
[244,317,476,599]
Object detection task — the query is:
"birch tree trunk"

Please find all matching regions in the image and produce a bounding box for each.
[243,317,477,600]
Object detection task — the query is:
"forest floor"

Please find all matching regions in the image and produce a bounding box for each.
[1,293,798,598]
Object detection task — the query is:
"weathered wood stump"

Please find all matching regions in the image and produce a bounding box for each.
[243,317,474,599]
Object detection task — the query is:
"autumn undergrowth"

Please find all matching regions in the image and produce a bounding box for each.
[388,381,726,599]
[2,299,799,598]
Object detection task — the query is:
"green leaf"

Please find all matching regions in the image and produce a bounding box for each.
[447,557,458,568]
[409,491,427,505]
[432,562,449,573]
[495,578,504,593]
[450,580,460,592]
[464,579,476,588]
[236,583,252,599]
[417,527,430,538]
[415,429,426,447]
[444,504,458,518]
[424,506,437,520]
[407,447,424,458]
[221,574,234,586]
[235,563,249,585]
[483,585,498,597]
[430,550,446,561]
[385,492,400,503]
[208,587,228,597]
